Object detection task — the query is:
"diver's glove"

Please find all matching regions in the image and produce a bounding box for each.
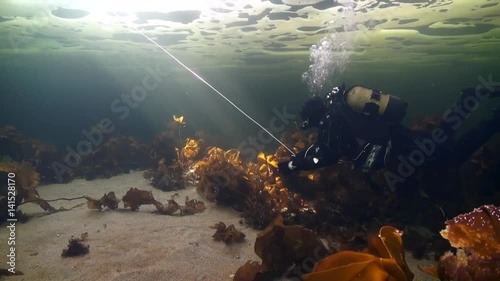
[278,160,298,175]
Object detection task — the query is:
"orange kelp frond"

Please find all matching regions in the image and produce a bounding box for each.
[224,149,243,170]
[173,115,185,125]
[257,152,278,168]
[193,146,251,204]
[374,226,414,280]
[206,147,225,160]
[303,225,413,281]
[182,138,201,160]
[303,251,401,281]
[193,160,209,176]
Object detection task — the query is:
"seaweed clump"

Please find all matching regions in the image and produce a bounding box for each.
[144,117,204,191]
[183,197,206,215]
[188,114,497,258]
[233,214,330,280]
[0,162,58,224]
[86,187,206,216]
[154,196,205,216]
[150,117,183,164]
[0,125,65,183]
[194,147,252,206]
[75,136,152,180]
[121,187,156,211]
[419,205,500,281]
[61,237,90,257]
[233,220,414,281]
[460,135,500,209]
[210,222,246,244]
[85,192,120,211]
[302,225,414,281]
[143,157,184,191]
[153,199,181,215]
[192,128,386,248]
[193,145,307,230]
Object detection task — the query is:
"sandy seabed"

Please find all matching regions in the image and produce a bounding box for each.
[1,171,437,281]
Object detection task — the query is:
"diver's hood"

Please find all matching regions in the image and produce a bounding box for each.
[300,96,327,130]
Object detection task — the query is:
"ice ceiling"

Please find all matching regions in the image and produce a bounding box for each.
[0,0,499,67]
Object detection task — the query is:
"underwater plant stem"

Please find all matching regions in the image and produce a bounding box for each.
[178,126,183,147]
[111,11,295,157]
[19,196,87,206]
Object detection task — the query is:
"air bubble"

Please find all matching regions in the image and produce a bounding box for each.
[302,1,357,93]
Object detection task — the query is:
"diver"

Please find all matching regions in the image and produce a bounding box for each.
[278,83,500,193]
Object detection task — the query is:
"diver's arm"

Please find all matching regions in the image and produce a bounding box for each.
[279,109,346,173]
[278,143,340,174]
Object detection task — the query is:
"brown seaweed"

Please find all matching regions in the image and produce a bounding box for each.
[122,188,156,211]
[210,222,246,244]
[441,205,500,259]
[143,157,184,191]
[256,214,329,273]
[233,261,263,281]
[154,199,181,215]
[194,147,252,207]
[150,124,178,163]
[233,214,331,281]
[419,205,500,281]
[61,237,90,257]
[105,188,206,216]
[0,162,57,216]
[85,192,120,211]
[75,136,152,180]
[183,197,206,215]
[0,125,64,183]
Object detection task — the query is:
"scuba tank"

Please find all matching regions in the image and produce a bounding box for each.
[326,84,408,123]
